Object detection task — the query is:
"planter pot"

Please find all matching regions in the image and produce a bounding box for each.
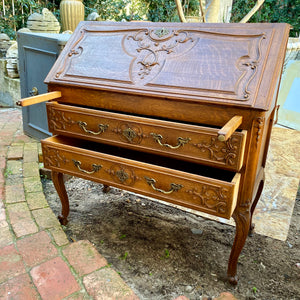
[185,16,202,23]
[60,0,84,32]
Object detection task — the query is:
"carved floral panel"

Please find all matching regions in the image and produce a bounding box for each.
[49,23,273,105]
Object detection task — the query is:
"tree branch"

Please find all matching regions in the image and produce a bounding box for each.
[239,0,265,23]
[175,0,187,22]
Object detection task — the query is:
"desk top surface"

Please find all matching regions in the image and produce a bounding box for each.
[45,22,290,110]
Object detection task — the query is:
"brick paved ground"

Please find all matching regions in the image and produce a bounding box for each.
[0,108,236,300]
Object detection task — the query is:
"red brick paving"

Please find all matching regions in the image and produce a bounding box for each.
[6,202,38,237]
[0,273,39,299]
[5,184,25,204]
[63,240,108,276]
[0,108,238,300]
[0,226,14,248]
[17,231,58,267]
[0,244,26,283]
[30,257,81,300]
[0,157,5,169]
[0,173,4,185]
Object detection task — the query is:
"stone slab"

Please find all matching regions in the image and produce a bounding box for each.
[83,268,139,300]
[23,162,40,178]
[6,202,38,237]
[23,177,43,193]
[0,225,14,248]
[5,184,25,203]
[26,191,49,210]
[32,207,61,229]
[48,226,69,246]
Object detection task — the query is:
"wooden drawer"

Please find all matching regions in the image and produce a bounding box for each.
[47,102,247,171]
[42,135,241,219]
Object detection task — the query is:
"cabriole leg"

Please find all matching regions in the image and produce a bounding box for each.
[102,184,111,193]
[52,171,69,225]
[249,177,265,236]
[227,202,251,285]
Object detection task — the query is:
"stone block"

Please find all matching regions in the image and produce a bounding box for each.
[0,225,14,248]
[32,207,60,229]
[6,202,38,237]
[48,226,69,246]
[26,191,49,210]
[7,144,23,160]
[83,268,139,300]
[23,162,40,178]
[27,8,60,33]
[5,184,25,203]
[6,160,22,175]
[23,177,43,193]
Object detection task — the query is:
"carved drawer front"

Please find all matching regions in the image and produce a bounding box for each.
[42,136,241,219]
[47,102,247,172]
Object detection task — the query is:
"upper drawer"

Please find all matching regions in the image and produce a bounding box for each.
[47,102,247,171]
[42,135,241,219]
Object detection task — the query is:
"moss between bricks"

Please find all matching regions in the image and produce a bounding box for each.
[25,191,49,210]
[23,162,40,178]
[6,160,22,175]
[23,177,43,193]
[32,207,61,229]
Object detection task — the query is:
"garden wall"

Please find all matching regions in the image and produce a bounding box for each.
[0,59,20,108]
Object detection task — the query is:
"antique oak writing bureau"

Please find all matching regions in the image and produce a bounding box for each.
[18,21,290,284]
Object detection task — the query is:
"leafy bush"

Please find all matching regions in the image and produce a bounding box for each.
[231,0,299,37]
[142,0,200,22]
[84,0,200,22]
[0,0,60,39]
[1,0,298,40]
[85,0,144,21]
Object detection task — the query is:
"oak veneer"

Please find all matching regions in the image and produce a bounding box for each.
[22,21,290,284]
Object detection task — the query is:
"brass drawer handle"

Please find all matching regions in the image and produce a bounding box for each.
[72,159,102,174]
[150,133,191,149]
[77,121,109,135]
[145,176,183,194]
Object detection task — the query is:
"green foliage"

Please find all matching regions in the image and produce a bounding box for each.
[84,0,144,21]
[142,0,200,22]
[143,0,179,22]
[161,248,170,259]
[2,0,298,41]
[231,0,299,37]
[4,168,13,177]
[0,0,60,39]
[119,251,129,260]
[84,0,200,23]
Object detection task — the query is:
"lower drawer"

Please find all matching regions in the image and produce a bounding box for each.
[42,136,241,219]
